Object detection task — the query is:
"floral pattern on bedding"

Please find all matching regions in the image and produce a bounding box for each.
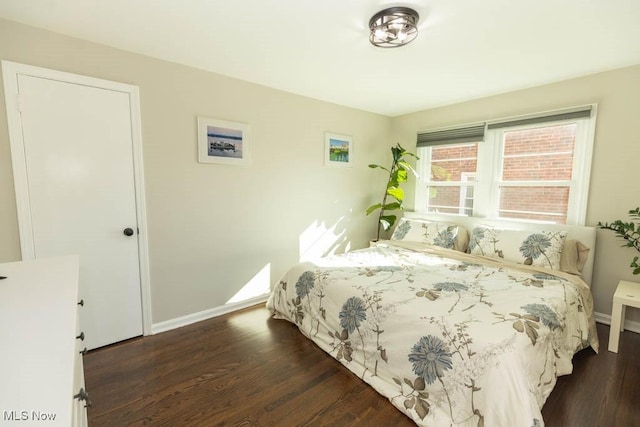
[391,218,469,252]
[468,227,567,271]
[266,242,598,427]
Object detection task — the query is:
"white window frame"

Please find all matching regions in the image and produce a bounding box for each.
[415,105,597,225]
[459,172,476,215]
[416,143,479,216]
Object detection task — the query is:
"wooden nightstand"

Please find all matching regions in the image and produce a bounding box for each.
[608,280,640,353]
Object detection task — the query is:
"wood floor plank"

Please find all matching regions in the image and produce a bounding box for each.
[84,305,640,426]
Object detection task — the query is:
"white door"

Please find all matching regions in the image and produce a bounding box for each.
[4,65,147,350]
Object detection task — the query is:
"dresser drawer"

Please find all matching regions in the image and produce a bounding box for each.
[0,256,84,426]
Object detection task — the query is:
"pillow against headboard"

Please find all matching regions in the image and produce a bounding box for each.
[468,226,567,271]
[391,218,470,252]
[560,239,591,275]
[401,212,596,285]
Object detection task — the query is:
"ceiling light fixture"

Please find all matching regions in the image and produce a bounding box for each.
[369,7,420,48]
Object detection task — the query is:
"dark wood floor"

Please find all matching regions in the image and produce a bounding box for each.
[84,305,640,427]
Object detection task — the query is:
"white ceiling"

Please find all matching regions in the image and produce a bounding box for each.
[1,1,639,116]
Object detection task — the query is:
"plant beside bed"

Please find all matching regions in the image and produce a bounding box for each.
[366,143,418,241]
[598,207,640,274]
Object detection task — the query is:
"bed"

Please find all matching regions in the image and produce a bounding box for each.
[266,213,598,427]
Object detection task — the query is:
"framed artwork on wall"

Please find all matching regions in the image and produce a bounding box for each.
[324,132,353,167]
[197,117,251,165]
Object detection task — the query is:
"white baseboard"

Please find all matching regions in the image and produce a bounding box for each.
[594,311,640,334]
[151,302,640,336]
[151,293,270,334]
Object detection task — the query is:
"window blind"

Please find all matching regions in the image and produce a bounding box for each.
[416,124,485,147]
[487,106,592,130]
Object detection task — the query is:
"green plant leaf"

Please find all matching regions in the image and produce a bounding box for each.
[392,168,408,183]
[366,203,382,215]
[387,187,404,202]
[397,168,408,180]
[397,161,417,177]
[382,202,401,211]
[392,146,403,162]
[368,164,390,172]
[380,215,396,230]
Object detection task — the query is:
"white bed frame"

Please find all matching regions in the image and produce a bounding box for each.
[403,212,597,286]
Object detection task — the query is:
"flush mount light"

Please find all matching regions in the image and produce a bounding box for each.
[369,6,420,48]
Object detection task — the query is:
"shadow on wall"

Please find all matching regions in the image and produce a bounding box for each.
[223,211,356,306]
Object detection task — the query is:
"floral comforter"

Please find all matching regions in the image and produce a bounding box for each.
[266,241,598,427]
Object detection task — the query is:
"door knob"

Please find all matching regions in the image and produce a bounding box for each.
[123,228,135,236]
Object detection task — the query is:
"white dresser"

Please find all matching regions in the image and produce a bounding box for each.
[0,256,88,426]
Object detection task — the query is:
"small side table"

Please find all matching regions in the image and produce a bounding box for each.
[608,280,640,353]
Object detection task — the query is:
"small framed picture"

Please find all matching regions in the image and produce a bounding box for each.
[324,132,353,167]
[197,117,251,165]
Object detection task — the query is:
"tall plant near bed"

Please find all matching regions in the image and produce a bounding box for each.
[366,143,418,241]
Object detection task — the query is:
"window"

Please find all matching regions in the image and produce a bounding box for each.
[415,106,596,225]
[416,143,478,216]
[496,123,575,223]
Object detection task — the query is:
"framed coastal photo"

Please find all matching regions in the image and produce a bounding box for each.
[197,117,251,165]
[324,132,353,167]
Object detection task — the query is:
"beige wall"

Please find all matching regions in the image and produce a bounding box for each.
[392,64,640,322]
[2,17,638,327]
[0,19,391,323]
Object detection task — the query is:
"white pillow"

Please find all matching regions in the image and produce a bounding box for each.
[391,218,469,252]
[468,226,567,271]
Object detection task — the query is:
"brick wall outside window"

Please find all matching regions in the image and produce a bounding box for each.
[429,144,477,211]
[427,124,576,223]
[502,124,575,181]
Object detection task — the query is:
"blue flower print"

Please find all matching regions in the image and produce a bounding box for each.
[393,220,412,240]
[434,229,455,249]
[434,282,468,292]
[522,303,561,329]
[519,234,551,260]
[469,227,486,252]
[295,271,315,300]
[408,335,453,384]
[339,297,367,333]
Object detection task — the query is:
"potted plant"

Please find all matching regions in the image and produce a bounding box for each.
[366,143,418,241]
[598,207,640,274]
